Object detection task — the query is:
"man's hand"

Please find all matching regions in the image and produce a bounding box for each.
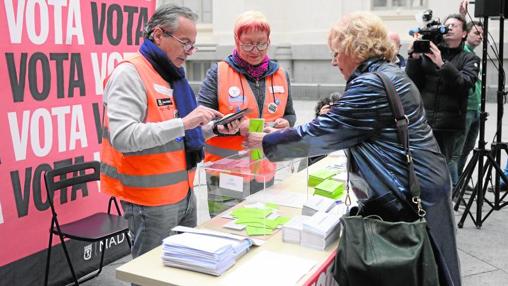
[182,106,223,130]
[407,39,421,59]
[459,0,468,17]
[425,42,445,68]
[272,118,290,129]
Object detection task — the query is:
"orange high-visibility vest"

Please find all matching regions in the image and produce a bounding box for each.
[204,61,289,162]
[100,53,194,206]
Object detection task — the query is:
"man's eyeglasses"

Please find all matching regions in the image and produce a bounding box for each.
[446,23,461,29]
[159,27,197,54]
[239,42,269,52]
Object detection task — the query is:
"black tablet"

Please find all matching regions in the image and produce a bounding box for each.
[213,108,249,127]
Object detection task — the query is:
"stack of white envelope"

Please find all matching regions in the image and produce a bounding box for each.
[282,215,309,244]
[161,232,252,276]
[301,195,337,216]
[300,211,341,250]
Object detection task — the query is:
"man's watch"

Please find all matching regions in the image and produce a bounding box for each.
[212,124,221,136]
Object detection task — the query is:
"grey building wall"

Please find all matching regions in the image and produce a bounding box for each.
[155,0,506,103]
[188,42,504,103]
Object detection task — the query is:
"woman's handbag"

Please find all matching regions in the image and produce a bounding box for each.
[333,72,440,286]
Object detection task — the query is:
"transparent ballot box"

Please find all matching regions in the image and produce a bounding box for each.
[200,150,308,218]
[198,150,352,249]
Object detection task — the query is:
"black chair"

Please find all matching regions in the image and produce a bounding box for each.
[43,161,131,286]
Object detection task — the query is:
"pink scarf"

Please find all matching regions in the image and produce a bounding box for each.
[232,49,270,80]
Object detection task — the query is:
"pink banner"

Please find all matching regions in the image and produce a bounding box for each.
[0,0,155,266]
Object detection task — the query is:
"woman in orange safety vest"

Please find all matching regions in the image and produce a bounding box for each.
[197,11,296,216]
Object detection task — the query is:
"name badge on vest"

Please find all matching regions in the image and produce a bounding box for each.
[229,97,244,103]
[228,86,244,103]
[156,98,173,106]
[229,86,241,97]
[268,103,278,113]
[272,85,285,93]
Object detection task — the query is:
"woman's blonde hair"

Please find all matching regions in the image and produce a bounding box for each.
[234,11,271,39]
[328,12,395,63]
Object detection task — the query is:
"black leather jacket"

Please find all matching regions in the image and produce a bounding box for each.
[262,58,461,286]
[406,43,480,132]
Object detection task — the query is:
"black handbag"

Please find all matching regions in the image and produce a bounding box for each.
[333,72,440,286]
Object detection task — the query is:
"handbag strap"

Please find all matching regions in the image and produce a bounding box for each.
[373,71,425,218]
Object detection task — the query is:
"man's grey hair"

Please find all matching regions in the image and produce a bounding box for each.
[144,4,198,39]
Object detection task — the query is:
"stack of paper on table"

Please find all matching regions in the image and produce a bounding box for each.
[332,172,347,182]
[301,211,341,250]
[161,232,252,276]
[282,215,309,244]
[327,201,349,217]
[308,169,337,187]
[221,250,316,286]
[301,195,337,216]
[228,203,289,236]
[313,179,344,200]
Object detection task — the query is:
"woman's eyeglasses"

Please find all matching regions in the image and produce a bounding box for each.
[159,27,198,54]
[239,42,269,52]
[331,51,339,64]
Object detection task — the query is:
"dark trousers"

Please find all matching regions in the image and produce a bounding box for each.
[457,110,480,178]
[434,130,462,185]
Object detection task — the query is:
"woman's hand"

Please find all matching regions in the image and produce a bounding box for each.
[262,126,278,133]
[273,118,289,128]
[319,104,332,115]
[216,119,241,135]
[239,118,250,136]
[246,132,266,149]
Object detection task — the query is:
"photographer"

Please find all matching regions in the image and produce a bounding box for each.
[406,14,480,176]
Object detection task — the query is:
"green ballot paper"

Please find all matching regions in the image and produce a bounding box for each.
[249,118,265,161]
[232,207,272,219]
[308,169,337,187]
[246,226,274,236]
[249,118,264,132]
[314,179,344,200]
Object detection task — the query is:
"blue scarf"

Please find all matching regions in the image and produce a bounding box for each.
[139,39,204,169]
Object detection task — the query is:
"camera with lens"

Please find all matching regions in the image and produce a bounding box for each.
[410,10,449,53]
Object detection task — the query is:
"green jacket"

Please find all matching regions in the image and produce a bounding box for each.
[464,43,481,111]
